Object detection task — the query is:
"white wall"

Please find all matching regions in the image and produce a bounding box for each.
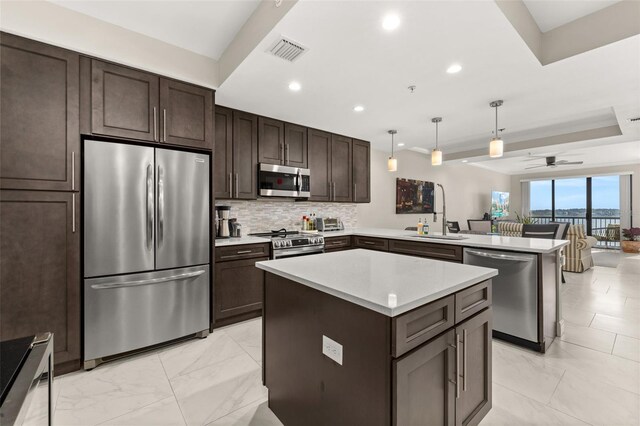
[357,149,512,231]
[510,163,640,227]
[0,1,219,88]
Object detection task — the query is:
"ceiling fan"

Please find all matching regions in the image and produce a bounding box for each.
[525,156,583,169]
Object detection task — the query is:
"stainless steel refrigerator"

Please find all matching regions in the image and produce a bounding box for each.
[83,140,210,369]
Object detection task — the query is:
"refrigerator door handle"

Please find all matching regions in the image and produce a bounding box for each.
[146,164,154,251]
[90,269,206,290]
[158,165,165,247]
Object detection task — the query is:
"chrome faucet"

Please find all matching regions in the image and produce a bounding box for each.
[433,183,447,235]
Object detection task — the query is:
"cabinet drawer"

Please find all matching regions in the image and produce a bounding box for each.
[389,240,462,262]
[455,280,492,324]
[353,236,388,251]
[392,295,455,358]
[215,243,270,262]
[324,236,352,251]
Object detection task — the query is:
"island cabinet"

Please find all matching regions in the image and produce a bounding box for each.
[89,59,214,150]
[262,266,493,426]
[213,243,269,327]
[389,240,463,263]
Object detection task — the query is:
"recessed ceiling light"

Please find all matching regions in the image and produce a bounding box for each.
[288,81,301,91]
[397,143,405,147]
[462,160,468,163]
[353,105,364,112]
[382,14,400,31]
[447,64,462,74]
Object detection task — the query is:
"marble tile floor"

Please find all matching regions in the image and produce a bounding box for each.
[52,254,640,426]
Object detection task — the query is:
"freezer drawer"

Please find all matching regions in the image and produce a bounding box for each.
[84,265,210,361]
[463,248,538,343]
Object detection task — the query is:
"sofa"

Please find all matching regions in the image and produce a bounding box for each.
[564,224,597,272]
[498,222,523,237]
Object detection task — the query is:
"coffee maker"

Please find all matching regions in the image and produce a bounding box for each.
[215,205,231,238]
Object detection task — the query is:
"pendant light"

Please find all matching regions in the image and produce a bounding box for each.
[431,117,443,166]
[387,130,398,172]
[489,100,504,158]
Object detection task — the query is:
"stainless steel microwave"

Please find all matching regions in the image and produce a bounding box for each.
[258,163,310,198]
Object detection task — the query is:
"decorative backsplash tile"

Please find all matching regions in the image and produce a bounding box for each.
[214,200,358,234]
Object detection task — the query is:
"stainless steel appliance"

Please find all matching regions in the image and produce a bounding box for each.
[84,140,210,369]
[463,247,538,345]
[250,230,324,259]
[0,333,53,426]
[258,164,310,198]
[215,205,231,238]
[315,217,344,232]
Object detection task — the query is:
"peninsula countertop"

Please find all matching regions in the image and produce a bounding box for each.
[256,249,498,316]
[319,228,569,254]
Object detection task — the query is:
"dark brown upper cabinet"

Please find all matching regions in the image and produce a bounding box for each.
[352,139,370,203]
[0,32,80,191]
[160,79,213,150]
[308,129,332,201]
[330,134,353,202]
[214,106,233,199]
[284,123,308,168]
[91,60,159,142]
[90,59,214,149]
[232,110,258,199]
[258,117,285,165]
[0,190,81,374]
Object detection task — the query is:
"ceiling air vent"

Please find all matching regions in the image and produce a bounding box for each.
[267,37,308,62]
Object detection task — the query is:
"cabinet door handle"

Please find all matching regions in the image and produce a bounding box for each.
[285,144,289,165]
[455,332,461,398]
[353,183,356,202]
[153,107,158,141]
[71,151,76,190]
[236,250,253,254]
[280,143,285,165]
[333,182,336,201]
[162,108,167,142]
[235,173,239,198]
[463,329,468,392]
[229,173,233,197]
[72,193,76,233]
[362,241,376,246]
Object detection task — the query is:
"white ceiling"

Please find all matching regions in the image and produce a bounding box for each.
[216,0,640,159]
[523,0,622,33]
[469,140,640,175]
[48,0,260,60]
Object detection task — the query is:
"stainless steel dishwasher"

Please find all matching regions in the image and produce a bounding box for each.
[463,247,538,345]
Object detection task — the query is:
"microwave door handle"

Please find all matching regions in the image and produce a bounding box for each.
[297,169,302,193]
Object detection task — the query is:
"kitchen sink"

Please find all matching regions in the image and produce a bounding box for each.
[409,234,468,240]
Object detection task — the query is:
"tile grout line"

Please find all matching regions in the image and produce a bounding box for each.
[611,333,618,355]
[157,354,189,426]
[542,370,598,426]
[203,396,269,426]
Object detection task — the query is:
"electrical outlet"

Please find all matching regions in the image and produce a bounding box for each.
[322,335,343,365]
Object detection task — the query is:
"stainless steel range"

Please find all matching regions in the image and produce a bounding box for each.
[250,230,324,259]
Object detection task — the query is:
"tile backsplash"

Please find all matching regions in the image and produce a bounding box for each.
[215,200,358,234]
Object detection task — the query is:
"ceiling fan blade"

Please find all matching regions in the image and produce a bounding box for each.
[557,161,583,165]
[525,164,547,169]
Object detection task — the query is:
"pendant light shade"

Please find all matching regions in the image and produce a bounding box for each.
[387,130,398,172]
[431,117,443,166]
[489,100,504,158]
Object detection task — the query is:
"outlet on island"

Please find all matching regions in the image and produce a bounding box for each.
[322,335,343,365]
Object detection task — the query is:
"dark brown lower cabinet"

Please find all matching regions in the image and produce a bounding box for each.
[0,190,80,374]
[214,255,267,325]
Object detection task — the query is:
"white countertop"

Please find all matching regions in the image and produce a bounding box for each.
[319,228,569,254]
[256,249,498,317]
[214,235,270,247]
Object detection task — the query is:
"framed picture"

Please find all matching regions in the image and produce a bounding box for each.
[396,178,435,214]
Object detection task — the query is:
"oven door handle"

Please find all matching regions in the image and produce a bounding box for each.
[273,246,324,259]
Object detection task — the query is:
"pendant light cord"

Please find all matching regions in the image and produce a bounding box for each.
[495,105,498,137]
[435,121,439,149]
[391,132,394,157]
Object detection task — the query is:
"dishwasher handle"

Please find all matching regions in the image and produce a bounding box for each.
[465,249,534,262]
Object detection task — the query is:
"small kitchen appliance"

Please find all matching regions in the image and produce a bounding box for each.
[315,217,344,232]
[258,164,310,198]
[215,205,231,238]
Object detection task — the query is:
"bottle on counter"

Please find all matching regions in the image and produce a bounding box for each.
[417,218,424,235]
[424,221,430,235]
[302,216,307,231]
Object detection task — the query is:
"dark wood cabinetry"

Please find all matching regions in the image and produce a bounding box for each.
[233,111,258,199]
[0,32,79,191]
[0,190,80,374]
[214,243,269,327]
[214,106,233,199]
[308,129,332,201]
[330,135,353,202]
[353,236,389,251]
[258,117,285,165]
[389,239,463,262]
[352,139,371,203]
[160,78,213,149]
[324,236,352,252]
[284,123,308,168]
[90,59,214,149]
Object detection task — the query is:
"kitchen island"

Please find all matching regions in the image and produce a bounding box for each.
[256,249,498,426]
